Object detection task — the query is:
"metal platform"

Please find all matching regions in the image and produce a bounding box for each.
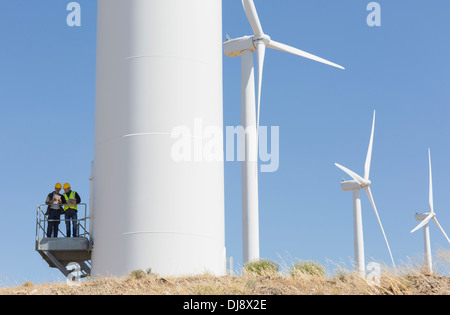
[35,204,92,278]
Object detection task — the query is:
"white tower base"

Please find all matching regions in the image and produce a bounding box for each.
[91,0,226,278]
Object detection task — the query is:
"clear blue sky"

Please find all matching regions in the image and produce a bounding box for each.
[1,1,449,286]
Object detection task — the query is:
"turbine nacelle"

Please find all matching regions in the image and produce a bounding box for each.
[415,212,433,221]
[335,163,371,190]
[340,179,371,191]
[224,35,272,58]
[411,209,449,242]
[224,36,256,57]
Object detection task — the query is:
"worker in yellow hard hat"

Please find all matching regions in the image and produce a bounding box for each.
[61,183,82,237]
[44,183,64,237]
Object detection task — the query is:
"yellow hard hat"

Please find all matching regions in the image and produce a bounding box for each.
[63,183,71,190]
[55,183,62,189]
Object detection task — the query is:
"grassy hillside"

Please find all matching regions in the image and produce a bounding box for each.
[1,272,449,295]
[2,250,449,295]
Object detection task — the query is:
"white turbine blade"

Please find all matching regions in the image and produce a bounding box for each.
[364,110,376,180]
[256,42,265,140]
[335,163,365,185]
[432,217,450,243]
[428,149,434,213]
[242,0,264,38]
[364,187,396,267]
[410,213,434,234]
[267,40,345,70]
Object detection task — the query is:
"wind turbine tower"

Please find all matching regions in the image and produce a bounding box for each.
[224,0,344,265]
[335,111,395,276]
[91,0,226,277]
[410,149,450,273]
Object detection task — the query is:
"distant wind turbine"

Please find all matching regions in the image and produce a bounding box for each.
[224,0,344,265]
[335,110,395,276]
[410,149,450,273]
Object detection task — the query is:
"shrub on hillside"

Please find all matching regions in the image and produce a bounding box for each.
[290,260,326,278]
[243,259,279,276]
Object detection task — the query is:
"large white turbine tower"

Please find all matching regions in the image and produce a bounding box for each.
[224,0,344,265]
[410,149,450,273]
[91,0,226,277]
[335,111,395,276]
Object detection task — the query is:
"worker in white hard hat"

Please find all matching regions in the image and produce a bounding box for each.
[61,183,82,237]
[44,183,64,238]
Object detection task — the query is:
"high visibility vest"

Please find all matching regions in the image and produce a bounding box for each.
[63,191,78,211]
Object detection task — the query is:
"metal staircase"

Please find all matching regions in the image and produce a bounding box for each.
[35,203,92,279]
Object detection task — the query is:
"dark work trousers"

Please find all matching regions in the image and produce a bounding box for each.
[47,209,61,238]
[65,209,78,237]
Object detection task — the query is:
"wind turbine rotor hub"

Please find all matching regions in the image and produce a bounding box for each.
[253,35,271,48]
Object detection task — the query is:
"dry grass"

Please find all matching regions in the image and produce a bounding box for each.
[1,272,449,295]
[2,250,449,295]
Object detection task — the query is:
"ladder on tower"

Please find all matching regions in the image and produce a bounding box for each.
[35,203,93,279]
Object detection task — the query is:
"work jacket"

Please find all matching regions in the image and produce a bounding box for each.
[45,191,64,214]
[62,190,81,212]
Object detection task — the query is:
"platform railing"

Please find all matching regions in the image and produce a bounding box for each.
[36,203,90,241]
